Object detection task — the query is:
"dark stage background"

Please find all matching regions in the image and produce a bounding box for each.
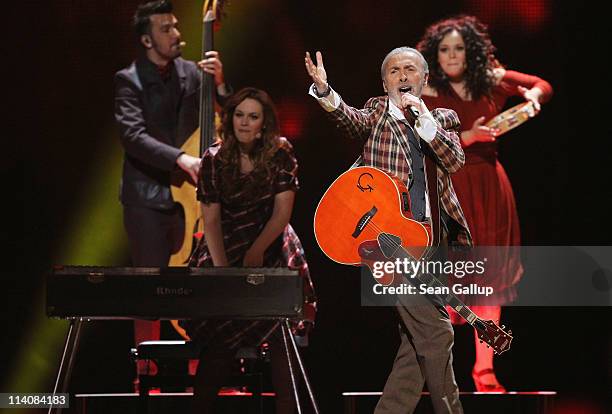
[5,1,611,413]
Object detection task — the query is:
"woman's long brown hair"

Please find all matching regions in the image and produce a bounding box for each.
[216,87,282,200]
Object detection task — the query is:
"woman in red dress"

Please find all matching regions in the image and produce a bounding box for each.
[417,15,553,392]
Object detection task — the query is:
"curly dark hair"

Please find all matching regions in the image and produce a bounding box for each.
[216,87,283,200]
[417,15,499,100]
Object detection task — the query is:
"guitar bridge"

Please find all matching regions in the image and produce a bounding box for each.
[352,206,378,238]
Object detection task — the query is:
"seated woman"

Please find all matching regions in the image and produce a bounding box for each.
[182,87,316,413]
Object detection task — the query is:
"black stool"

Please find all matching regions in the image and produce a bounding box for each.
[131,340,199,394]
[131,340,266,412]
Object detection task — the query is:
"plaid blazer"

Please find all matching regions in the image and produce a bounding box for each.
[329,95,472,246]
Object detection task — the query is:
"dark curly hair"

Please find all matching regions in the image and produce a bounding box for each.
[216,87,282,200]
[417,15,499,100]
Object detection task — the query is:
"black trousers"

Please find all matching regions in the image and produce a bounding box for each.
[123,204,185,371]
[123,204,184,267]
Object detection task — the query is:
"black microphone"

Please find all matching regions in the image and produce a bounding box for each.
[406,106,420,118]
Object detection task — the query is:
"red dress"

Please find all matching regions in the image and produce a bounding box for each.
[422,71,553,305]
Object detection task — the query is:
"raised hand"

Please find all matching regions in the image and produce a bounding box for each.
[304,51,328,93]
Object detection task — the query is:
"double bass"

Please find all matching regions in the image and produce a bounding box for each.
[169,0,226,339]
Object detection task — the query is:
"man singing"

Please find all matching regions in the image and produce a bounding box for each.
[305,47,471,413]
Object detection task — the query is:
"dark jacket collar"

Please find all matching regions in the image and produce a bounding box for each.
[136,56,187,87]
[136,56,164,84]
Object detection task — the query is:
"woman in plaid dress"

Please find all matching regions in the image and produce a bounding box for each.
[184,87,315,413]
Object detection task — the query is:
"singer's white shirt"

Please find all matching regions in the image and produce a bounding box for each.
[308,84,434,218]
[307,84,438,141]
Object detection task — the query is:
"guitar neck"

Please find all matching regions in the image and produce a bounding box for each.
[394,247,482,327]
[413,270,481,325]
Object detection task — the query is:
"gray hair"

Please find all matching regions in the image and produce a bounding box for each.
[380,47,429,79]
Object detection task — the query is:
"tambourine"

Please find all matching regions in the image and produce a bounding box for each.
[486,101,536,137]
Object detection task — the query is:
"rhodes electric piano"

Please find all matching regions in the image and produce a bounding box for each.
[45,266,320,414]
[46,265,304,320]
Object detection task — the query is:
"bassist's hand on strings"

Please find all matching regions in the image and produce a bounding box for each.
[198,50,227,94]
[176,153,201,184]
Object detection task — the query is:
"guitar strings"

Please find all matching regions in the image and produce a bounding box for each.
[360,218,424,260]
[361,218,469,309]
[357,218,509,353]
[362,220,489,337]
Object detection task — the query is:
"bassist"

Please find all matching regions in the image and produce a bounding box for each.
[114,0,231,389]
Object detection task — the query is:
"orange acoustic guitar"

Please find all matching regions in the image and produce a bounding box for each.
[314,166,513,354]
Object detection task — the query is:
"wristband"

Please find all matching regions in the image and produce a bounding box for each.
[313,83,331,98]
